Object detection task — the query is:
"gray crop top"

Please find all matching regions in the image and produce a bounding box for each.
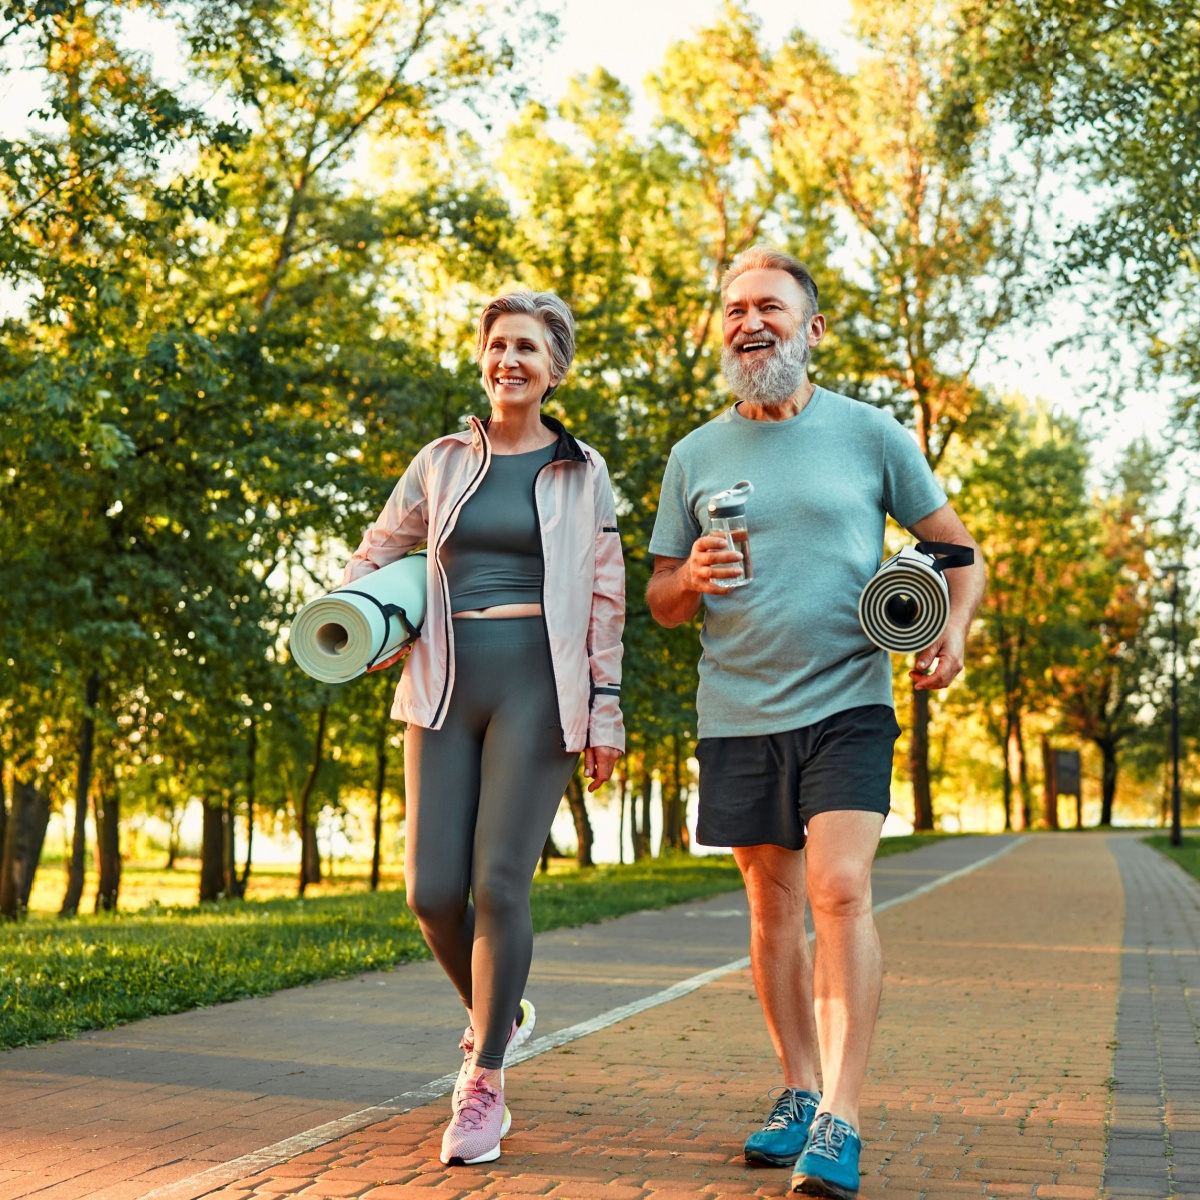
[442,443,557,611]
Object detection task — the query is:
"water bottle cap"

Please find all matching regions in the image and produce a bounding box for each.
[708,480,753,518]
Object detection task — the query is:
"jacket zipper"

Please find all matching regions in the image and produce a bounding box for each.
[430,429,491,727]
[532,459,566,750]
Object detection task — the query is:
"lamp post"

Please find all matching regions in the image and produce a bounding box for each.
[1165,563,1186,847]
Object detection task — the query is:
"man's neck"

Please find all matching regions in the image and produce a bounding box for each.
[735,378,816,422]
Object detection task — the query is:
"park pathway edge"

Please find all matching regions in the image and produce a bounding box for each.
[1104,837,1200,1200]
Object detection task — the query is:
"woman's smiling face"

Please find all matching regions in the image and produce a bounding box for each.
[481,313,558,407]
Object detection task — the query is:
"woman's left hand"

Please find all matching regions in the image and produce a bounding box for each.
[583,745,622,793]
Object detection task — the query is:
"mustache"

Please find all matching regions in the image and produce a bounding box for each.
[731,330,781,350]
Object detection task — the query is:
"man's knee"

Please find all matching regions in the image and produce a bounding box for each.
[737,846,807,927]
[807,861,872,920]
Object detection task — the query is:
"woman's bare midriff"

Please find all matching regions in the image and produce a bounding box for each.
[451,603,543,619]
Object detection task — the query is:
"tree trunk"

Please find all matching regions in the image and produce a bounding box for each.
[540,829,562,873]
[631,758,651,862]
[165,803,182,869]
[616,762,629,865]
[93,779,121,913]
[1005,715,1024,831]
[1099,739,1118,828]
[224,794,243,899]
[1,778,51,918]
[909,689,935,830]
[21,784,50,909]
[371,710,388,892]
[61,671,100,917]
[1041,737,1059,830]
[297,704,328,896]
[1014,711,1033,830]
[0,764,7,876]
[661,734,685,853]
[199,800,227,902]
[564,771,594,868]
[239,716,256,893]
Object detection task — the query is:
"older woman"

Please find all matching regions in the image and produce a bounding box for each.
[341,290,625,1165]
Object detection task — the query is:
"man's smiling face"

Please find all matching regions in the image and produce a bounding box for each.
[720,267,818,408]
[722,267,811,359]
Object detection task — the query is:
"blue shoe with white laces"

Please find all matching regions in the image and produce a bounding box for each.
[743,1086,822,1167]
[790,1112,862,1198]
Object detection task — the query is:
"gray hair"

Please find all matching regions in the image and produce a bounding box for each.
[720,246,819,316]
[475,289,576,398]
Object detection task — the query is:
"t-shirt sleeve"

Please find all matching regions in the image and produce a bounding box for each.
[649,449,701,559]
[881,416,948,528]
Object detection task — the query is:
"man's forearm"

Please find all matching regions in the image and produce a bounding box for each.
[946,551,986,635]
[647,563,703,628]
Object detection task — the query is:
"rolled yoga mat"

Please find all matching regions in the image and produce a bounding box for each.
[858,542,973,654]
[288,552,427,683]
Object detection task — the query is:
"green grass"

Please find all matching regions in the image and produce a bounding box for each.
[1145,832,1200,884]
[1,835,950,1050]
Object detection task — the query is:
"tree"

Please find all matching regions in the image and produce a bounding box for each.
[957,400,1092,829]
[1053,442,1177,826]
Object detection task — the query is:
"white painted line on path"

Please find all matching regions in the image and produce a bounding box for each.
[139,835,1024,1200]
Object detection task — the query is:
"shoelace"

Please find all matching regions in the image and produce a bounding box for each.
[806,1114,849,1161]
[453,1077,500,1131]
[762,1087,808,1131]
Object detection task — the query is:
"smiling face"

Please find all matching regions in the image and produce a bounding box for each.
[480,313,558,408]
[721,267,822,407]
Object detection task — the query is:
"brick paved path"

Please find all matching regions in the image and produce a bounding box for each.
[188,835,1130,1200]
[0,838,1010,1200]
[1105,838,1200,1200]
[6,834,1197,1199]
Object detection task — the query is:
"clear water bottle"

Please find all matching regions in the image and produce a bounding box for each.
[707,481,753,589]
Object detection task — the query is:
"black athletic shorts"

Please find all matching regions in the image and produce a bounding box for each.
[695,704,901,850]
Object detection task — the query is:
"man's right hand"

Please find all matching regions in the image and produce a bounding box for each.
[684,533,746,593]
[648,536,745,629]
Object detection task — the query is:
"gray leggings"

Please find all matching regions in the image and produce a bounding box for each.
[404,616,579,1070]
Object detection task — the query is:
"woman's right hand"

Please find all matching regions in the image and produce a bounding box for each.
[367,644,412,673]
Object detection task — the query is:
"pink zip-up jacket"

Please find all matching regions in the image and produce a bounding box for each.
[342,414,625,753]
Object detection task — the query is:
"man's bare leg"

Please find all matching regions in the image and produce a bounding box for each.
[733,843,820,1093]
[802,809,886,1130]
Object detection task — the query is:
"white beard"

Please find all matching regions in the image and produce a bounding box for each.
[721,331,811,407]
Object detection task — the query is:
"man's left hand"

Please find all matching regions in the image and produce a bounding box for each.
[583,745,622,792]
[910,624,967,690]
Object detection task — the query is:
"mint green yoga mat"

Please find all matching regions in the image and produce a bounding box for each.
[288,553,427,684]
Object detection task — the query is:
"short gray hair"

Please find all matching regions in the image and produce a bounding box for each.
[475,290,576,398]
[720,246,819,316]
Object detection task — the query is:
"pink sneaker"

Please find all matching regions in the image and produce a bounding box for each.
[440,1074,511,1165]
[456,998,536,1093]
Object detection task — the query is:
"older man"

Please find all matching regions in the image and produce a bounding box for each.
[647,246,985,1198]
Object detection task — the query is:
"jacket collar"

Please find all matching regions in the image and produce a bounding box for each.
[469,412,587,463]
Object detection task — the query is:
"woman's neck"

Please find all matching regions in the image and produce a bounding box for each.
[486,403,557,454]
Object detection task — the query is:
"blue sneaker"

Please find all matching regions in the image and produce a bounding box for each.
[790,1112,862,1198]
[743,1086,822,1167]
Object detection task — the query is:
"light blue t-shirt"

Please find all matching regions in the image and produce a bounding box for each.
[649,388,947,738]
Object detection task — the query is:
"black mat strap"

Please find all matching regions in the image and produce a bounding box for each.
[336,590,419,669]
[915,541,975,573]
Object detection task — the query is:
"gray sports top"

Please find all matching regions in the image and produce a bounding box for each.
[442,443,556,610]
